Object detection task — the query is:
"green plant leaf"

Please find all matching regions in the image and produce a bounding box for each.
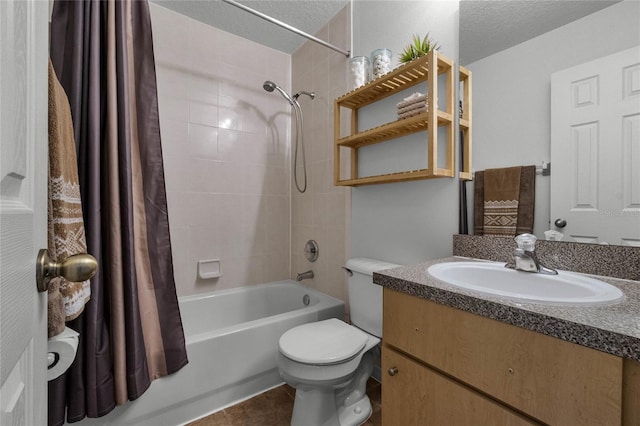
[399,33,440,63]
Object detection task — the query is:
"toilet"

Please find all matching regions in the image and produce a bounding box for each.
[277,258,399,426]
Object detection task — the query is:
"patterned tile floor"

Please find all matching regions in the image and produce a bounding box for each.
[188,378,381,426]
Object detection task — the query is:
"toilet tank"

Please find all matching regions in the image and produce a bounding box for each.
[345,258,400,338]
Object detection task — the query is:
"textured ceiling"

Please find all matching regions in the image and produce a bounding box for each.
[152,0,622,61]
[150,0,350,55]
[459,0,622,64]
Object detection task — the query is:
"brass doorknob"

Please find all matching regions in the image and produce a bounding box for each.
[36,249,98,292]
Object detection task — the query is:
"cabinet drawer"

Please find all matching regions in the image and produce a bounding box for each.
[383,288,623,425]
[382,346,539,425]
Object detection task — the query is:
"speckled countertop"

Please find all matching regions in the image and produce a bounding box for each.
[374,256,640,362]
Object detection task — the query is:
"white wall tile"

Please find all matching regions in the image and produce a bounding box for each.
[150,2,352,298]
[158,95,190,124]
[155,65,191,98]
[266,166,289,196]
[189,123,218,160]
[189,102,219,128]
[241,163,268,195]
[289,6,351,305]
[189,74,219,106]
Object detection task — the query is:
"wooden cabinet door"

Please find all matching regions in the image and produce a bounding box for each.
[382,347,539,426]
[384,288,623,425]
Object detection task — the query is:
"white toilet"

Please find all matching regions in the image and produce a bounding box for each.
[277,258,399,426]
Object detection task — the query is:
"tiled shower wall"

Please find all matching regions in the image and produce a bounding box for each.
[150,4,292,296]
[290,6,351,302]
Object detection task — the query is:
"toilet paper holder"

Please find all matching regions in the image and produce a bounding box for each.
[47,327,80,381]
[48,352,61,369]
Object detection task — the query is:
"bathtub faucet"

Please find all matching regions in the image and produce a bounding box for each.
[296,270,314,281]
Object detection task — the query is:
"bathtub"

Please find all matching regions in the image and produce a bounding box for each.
[79,280,344,425]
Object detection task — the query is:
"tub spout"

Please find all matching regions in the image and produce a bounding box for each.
[296,270,314,281]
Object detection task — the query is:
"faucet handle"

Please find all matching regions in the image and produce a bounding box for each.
[515,233,537,251]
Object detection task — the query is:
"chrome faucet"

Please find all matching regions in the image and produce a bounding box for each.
[296,270,314,281]
[506,233,557,275]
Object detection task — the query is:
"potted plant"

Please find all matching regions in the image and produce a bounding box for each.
[399,33,440,63]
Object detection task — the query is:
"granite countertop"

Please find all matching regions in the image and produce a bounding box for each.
[374,256,640,362]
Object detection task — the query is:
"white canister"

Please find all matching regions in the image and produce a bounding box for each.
[349,56,370,90]
[370,48,392,79]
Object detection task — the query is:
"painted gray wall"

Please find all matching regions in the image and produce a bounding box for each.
[466,1,640,239]
[350,1,460,265]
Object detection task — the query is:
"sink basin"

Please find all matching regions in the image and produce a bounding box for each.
[427,261,624,306]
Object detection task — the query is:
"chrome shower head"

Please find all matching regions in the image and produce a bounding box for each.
[263,81,277,92]
[263,80,294,105]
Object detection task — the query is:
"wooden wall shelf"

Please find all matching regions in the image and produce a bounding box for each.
[333,50,465,187]
[459,65,473,181]
[336,111,453,149]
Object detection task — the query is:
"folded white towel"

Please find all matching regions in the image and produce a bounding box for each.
[397,100,428,115]
[398,106,428,120]
[396,92,427,109]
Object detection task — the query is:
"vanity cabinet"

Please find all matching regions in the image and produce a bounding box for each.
[382,288,639,425]
[333,51,471,186]
[382,348,537,425]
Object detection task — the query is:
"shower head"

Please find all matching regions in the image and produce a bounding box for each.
[263,81,277,92]
[263,80,294,105]
[262,80,313,194]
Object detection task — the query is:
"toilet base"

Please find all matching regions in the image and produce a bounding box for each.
[291,387,339,426]
[290,389,372,426]
[337,395,372,426]
[289,347,378,426]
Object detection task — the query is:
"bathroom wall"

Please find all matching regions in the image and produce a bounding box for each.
[290,5,352,302]
[150,4,292,296]
[350,1,460,265]
[466,1,640,237]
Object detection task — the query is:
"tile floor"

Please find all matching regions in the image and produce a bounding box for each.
[188,379,381,426]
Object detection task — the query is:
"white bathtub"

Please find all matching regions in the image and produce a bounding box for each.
[79,280,344,425]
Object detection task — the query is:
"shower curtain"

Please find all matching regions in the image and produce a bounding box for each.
[48,1,188,424]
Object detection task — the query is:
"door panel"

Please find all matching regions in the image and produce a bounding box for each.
[0,0,49,424]
[551,46,640,245]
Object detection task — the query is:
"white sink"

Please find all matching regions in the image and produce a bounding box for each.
[427,261,624,306]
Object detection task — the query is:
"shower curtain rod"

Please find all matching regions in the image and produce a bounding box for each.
[222,0,351,57]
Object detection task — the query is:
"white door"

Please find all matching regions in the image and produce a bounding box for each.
[551,46,640,246]
[0,1,49,425]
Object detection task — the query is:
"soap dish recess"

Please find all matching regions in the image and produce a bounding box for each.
[198,259,222,279]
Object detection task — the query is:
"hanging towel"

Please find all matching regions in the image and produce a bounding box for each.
[473,165,536,236]
[47,59,91,338]
[473,171,486,235]
[516,166,536,235]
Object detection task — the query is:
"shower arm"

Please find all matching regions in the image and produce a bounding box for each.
[221,0,350,58]
[293,91,315,101]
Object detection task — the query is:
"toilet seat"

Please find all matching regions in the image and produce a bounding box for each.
[279,319,369,365]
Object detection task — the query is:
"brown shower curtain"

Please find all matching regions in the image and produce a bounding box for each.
[48,1,187,424]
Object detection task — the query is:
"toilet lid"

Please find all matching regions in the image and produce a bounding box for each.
[279,318,369,365]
